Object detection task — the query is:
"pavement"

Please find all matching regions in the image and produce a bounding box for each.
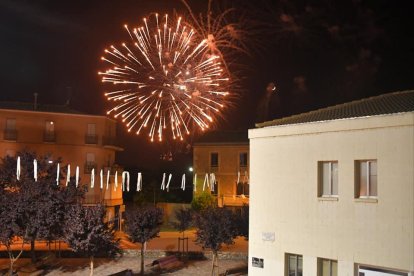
[0,231,248,275]
[0,230,248,254]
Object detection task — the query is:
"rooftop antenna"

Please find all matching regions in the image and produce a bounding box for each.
[33,93,38,110]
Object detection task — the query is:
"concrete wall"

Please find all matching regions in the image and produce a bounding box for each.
[248,112,414,275]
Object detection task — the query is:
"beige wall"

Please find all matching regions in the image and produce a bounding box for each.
[0,108,123,205]
[248,112,414,275]
[193,143,249,206]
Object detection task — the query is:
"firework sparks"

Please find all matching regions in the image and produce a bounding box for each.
[100,13,230,142]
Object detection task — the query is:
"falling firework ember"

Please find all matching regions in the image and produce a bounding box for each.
[100,13,231,142]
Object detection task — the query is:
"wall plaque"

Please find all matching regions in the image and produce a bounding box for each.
[262,232,275,242]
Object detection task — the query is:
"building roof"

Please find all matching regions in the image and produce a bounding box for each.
[0,101,92,116]
[194,130,248,145]
[256,90,414,128]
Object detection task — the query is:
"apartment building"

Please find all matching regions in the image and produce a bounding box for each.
[248,91,414,276]
[193,131,249,207]
[0,102,124,228]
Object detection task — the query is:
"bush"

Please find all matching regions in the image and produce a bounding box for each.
[191,191,216,212]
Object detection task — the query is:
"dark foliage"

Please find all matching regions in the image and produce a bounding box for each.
[64,204,120,258]
[194,207,237,253]
[125,207,163,275]
[125,207,164,244]
[0,150,84,263]
[172,208,193,236]
[0,191,24,275]
[235,204,249,240]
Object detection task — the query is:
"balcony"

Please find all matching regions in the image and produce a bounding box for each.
[85,134,98,145]
[43,132,56,143]
[84,162,97,174]
[3,129,17,141]
[102,136,123,151]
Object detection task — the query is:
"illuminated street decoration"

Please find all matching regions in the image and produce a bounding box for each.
[15,158,207,193]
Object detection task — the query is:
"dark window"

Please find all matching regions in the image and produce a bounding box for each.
[240,152,248,167]
[211,180,218,196]
[210,152,219,167]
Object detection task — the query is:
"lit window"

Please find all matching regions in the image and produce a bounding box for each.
[210,152,218,167]
[44,121,56,142]
[318,258,337,276]
[318,161,338,197]
[239,152,248,167]
[286,254,302,276]
[356,160,377,198]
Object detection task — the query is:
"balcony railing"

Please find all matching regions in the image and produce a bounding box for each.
[85,134,98,144]
[102,136,121,148]
[43,132,56,142]
[84,162,97,174]
[3,129,17,141]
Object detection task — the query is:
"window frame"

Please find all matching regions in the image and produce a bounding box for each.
[286,253,303,276]
[210,152,219,168]
[318,161,338,197]
[355,159,377,198]
[239,152,248,167]
[318,258,337,276]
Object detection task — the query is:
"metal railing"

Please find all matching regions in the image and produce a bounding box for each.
[85,134,98,144]
[3,129,17,141]
[102,136,120,147]
[43,132,56,142]
[84,162,97,174]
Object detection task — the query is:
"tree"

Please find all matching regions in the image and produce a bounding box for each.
[194,207,238,276]
[191,191,216,212]
[0,192,26,276]
[0,151,84,263]
[236,204,249,240]
[64,204,119,276]
[172,207,193,239]
[125,207,163,276]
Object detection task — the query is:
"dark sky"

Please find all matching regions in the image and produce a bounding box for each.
[0,0,413,168]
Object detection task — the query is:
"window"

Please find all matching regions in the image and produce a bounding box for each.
[4,119,17,140]
[85,123,98,144]
[318,161,338,197]
[356,160,377,198]
[44,121,55,142]
[358,265,408,276]
[85,153,96,174]
[318,258,337,276]
[239,152,248,167]
[286,254,302,276]
[211,180,218,196]
[210,152,219,167]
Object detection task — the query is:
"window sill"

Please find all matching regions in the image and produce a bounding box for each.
[355,198,378,203]
[318,197,339,202]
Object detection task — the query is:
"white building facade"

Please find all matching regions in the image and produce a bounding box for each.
[248,91,414,276]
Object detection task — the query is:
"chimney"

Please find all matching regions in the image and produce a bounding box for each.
[34,93,38,110]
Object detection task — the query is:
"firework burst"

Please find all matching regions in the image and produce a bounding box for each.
[100,13,230,142]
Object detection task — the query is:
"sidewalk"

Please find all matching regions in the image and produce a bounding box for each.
[0,230,248,254]
[118,230,248,253]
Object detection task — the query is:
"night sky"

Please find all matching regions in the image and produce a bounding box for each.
[0,0,413,169]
